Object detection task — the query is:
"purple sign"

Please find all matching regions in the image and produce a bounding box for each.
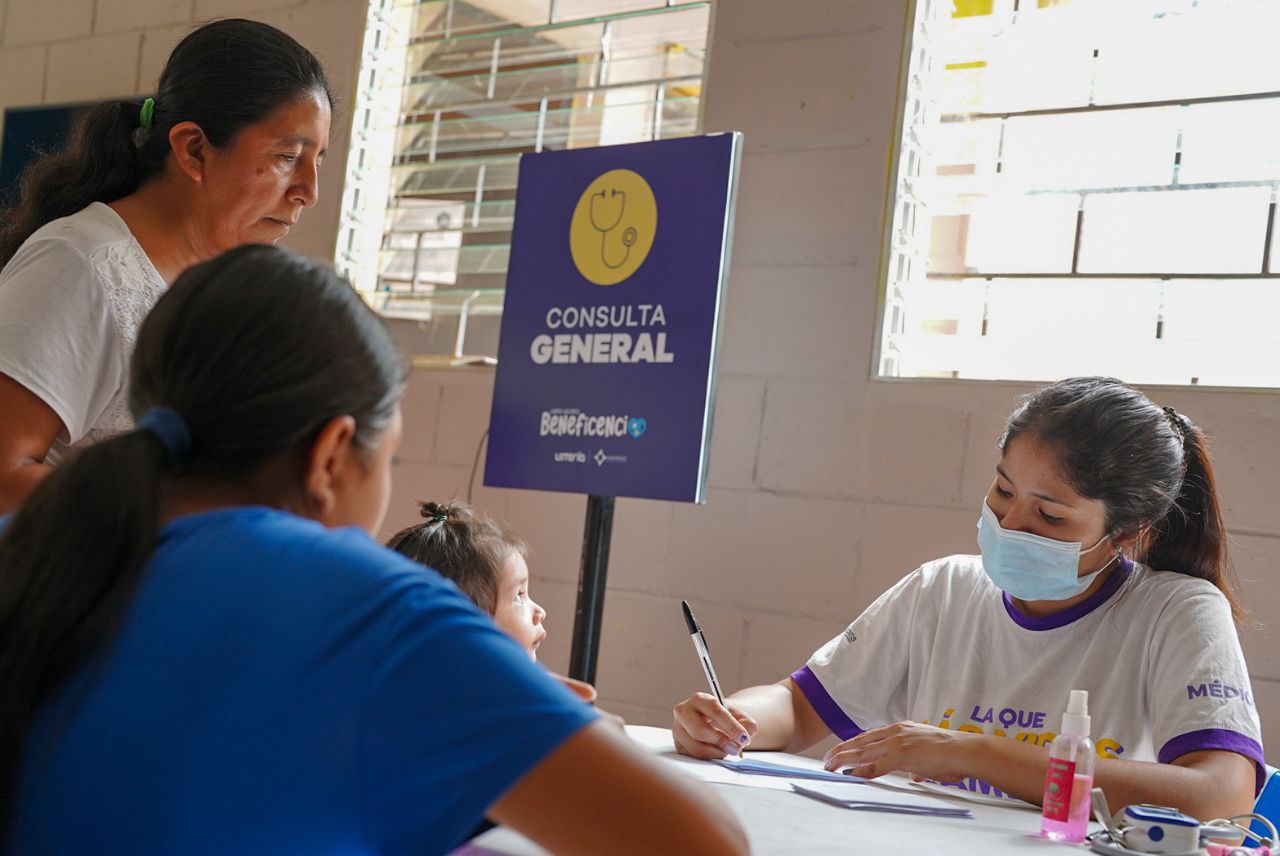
[485,133,741,502]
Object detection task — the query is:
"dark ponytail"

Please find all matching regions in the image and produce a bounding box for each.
[0,433,167,785]
[0,101,164,265]
[1001,377,1244,623]
[1143,416,1234,616]
[0,245,403,831]
[0,18,333,267]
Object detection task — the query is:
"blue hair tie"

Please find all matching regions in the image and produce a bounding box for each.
[137,406,192,464]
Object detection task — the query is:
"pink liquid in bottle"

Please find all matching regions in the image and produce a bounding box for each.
[1041,690,1096,843]
[1041,773,1094,842]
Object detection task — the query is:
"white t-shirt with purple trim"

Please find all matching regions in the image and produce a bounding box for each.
[794,555,1265,800]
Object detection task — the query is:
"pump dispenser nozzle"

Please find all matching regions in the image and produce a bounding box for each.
[1061,689,1090,737]
[1043,689,1096,841]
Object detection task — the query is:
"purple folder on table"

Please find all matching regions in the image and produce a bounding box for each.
[711,757,867,784]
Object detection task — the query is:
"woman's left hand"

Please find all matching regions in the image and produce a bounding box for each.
[821,721,981,782]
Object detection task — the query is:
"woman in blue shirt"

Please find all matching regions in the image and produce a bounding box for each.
[0,245,746,855]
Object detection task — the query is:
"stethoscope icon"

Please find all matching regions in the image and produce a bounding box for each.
[588,188,638,270]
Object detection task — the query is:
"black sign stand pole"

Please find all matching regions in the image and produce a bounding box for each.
[567,494,615,684]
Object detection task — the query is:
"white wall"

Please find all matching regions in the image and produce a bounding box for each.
[7,0,1279,756]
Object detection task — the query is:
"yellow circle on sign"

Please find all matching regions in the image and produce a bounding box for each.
[569,169,657,286]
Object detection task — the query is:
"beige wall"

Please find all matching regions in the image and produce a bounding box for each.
[7,0,1279,757]
[0,0,366,262]
[384,0,1280,757]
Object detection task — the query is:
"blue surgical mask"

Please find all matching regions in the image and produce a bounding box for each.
[976,500,1117,601]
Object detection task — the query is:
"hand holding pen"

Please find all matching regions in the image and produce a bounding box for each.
[671,600,758,759]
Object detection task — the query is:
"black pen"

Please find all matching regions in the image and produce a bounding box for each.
[681,600,726,706]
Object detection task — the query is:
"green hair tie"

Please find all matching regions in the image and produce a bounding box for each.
[139,97,155,131]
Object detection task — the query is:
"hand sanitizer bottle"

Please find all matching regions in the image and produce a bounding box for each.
[1041,689,1095,842]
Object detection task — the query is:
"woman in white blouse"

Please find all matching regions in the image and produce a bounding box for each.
[0,18,332,512]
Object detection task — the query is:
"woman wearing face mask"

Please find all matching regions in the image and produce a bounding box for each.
[673,377,1261,820]
[0,18,332,513]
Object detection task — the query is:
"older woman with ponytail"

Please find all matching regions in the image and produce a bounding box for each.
[674,377,1262,821]
[0,18,332,512]
[0,245,746,855]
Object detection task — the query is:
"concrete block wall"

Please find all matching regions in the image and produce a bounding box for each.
[5,0,1278,759]
[0,0,366,263]
[382,0,1280,760]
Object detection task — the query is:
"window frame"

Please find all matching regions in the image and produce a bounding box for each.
[872,0,1280,393]
[338,0,715,364]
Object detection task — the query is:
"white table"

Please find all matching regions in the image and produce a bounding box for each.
[460,726,1091,855]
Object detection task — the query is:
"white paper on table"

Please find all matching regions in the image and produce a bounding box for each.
[625,727,1039,812]
[625,725,676,754]
[630,725,863,793]
[712,756,870,783]
[658,756,799,792]
[791,781,975,817]
[909,779,1039,811]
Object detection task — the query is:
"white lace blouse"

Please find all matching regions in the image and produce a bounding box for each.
[0,202,167,465]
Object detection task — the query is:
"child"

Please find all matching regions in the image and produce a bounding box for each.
[388,501,545,660]
[388,500,608,707]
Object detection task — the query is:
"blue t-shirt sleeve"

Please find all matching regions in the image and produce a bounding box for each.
[357,575,597,854]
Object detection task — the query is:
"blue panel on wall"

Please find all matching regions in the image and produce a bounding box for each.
[0,103,93,206]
